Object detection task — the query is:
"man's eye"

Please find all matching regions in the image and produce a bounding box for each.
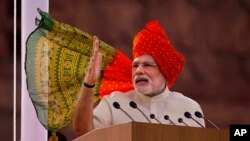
[132,62,156,68]
[143,63,155,67]
[143,63,152,67]
[132,64,139,68]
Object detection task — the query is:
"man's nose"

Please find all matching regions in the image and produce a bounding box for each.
[135,65,145,75]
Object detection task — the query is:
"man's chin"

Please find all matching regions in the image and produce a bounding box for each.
[142,93,155,97]
[135,88,152,95]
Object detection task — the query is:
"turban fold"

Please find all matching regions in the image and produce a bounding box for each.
[132,20,184,88]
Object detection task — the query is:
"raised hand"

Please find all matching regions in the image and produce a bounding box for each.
[73,36,102,135]
[83,36,103,86]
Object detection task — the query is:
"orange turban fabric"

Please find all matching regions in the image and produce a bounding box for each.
[132,20,184,88]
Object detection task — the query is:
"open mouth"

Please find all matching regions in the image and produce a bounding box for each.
[135,77,149,84]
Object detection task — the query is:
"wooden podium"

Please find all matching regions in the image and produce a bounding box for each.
[73,122,229,141]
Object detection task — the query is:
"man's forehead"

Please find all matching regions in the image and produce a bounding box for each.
[133,55,156,63]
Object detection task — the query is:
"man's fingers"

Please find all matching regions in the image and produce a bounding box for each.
[84,36,102,84]
[92,36,100,60]
[89,36,102,70]
[97,52,102,66]
[93,36,99,50]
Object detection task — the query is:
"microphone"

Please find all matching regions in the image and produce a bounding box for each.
[195,111,219,129]
[150,114,162,124]
[178,118,189,126]
[164,115,176,125]
[184,112,205,128]
[129,101,151,123]
[113,102,135,121]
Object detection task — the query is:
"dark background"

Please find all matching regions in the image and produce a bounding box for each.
[0,0,249,140]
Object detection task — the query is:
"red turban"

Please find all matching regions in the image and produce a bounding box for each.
[132,20,184,88]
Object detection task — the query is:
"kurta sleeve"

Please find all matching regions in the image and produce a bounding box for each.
[93,97,112,129]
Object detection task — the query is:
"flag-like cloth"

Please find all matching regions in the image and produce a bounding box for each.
[25,9,133,131]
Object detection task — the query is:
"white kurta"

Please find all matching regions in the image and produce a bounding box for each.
[93,87,205,129]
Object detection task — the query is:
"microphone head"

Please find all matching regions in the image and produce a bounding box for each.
[113,102,120,109]
[129,101,137,108]
[164,115,169,120]
[178,118,183,123]
[184,112,192,118]
[194,111,203,118]
[150,114,155,119]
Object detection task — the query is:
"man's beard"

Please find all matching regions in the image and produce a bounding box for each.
[135,85,165,97]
